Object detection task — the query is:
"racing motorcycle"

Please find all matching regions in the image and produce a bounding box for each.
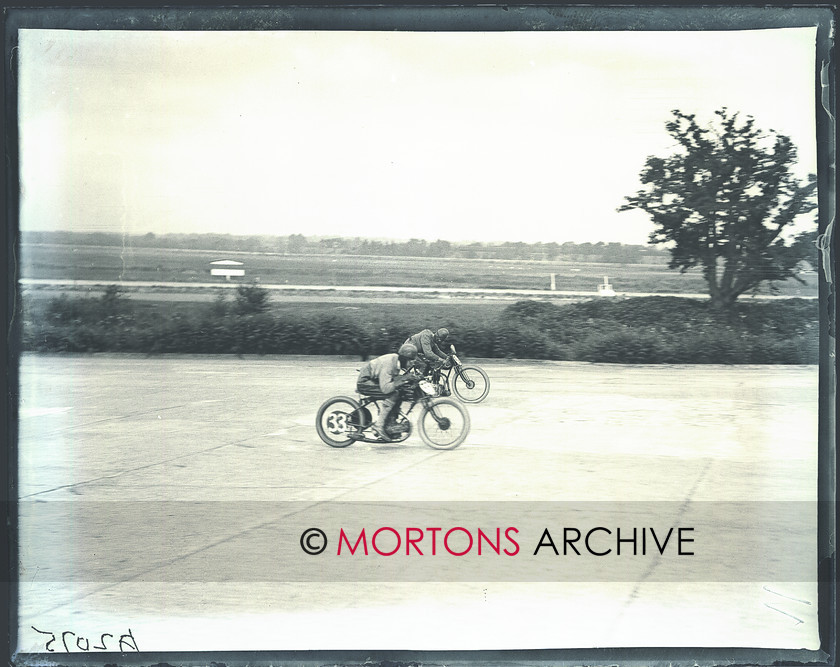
[316,374,470,450]
[424,345,490,404]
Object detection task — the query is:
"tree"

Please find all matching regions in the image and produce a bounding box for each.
[287,234,307,254]
[789,229,820,272]
[235,284,270,314]
[618,108,817,309]
[428,239,452,257]
[101,284,126,314]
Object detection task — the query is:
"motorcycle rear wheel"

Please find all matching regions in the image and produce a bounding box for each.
[452,365,490,403]
[418,398,470,450]
[316,396,362,447]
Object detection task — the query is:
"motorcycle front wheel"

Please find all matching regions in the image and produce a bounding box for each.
[452,365,490,403]
[418,398,470,450]
[315,395,361,447]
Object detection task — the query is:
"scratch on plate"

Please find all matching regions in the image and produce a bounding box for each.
[764,603,804,625]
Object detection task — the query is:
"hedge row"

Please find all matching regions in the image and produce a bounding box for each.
[19,293,821,364]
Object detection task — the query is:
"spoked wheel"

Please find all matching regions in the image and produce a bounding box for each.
[418,399,470,450]
[316,396,362,447]
[452,366,490,403]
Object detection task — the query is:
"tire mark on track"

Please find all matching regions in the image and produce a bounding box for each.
[19,433,265,499]
[21,449,449,616]
[21,402,195,438]
[608,457,714,630]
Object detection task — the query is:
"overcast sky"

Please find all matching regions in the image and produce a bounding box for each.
[18,27,818,245]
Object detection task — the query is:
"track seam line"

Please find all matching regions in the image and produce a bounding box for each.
[20,450,446,617]
[607,457,714,633]
[20,403,195,438]
[19,434,265,499]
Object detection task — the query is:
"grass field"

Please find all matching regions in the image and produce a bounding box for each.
[20,292,509,329]
[19,243,820,297]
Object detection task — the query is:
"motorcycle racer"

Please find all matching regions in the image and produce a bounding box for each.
[404,327,450,375]
[356,343,419,441]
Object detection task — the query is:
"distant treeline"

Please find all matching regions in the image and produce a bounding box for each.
[21,231,669,264]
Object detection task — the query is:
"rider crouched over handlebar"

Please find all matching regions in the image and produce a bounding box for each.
[404,327,451,381]
[356,343,419,442]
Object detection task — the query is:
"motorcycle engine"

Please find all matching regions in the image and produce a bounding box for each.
[386,416,411,438]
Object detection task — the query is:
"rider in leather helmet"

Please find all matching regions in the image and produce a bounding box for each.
[356,343,418,441]
[404,327,450,376]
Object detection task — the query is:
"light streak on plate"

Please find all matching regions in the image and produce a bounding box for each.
[19,407,71,418]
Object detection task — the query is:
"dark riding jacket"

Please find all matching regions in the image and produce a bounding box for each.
[405,329,447,362]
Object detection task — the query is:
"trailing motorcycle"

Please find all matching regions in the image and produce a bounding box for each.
[425,345,490,404]
[316,374,470,450]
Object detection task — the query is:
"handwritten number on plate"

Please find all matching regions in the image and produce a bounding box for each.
[32,627,137,653]
[30,627,56,652]
[119,628,139,652]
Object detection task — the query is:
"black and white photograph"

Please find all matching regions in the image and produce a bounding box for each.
[6,4,836,661]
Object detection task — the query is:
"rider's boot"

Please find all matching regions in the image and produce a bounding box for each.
[371,422,391,441]
[372,395,398,441]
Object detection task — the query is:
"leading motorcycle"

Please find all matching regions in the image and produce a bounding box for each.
[425,345,490,404]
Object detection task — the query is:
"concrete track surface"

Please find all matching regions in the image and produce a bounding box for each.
[15,354,821,653]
